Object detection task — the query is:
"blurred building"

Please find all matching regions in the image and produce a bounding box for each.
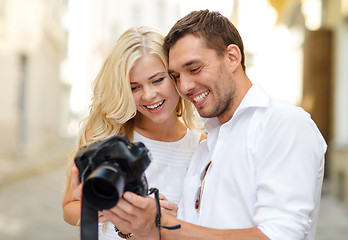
[268,0,348,210]
[324,0,348,211]
[0,0,181,157]
[0,0,68,157]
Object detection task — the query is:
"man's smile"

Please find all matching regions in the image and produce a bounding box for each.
[193,90,210,104]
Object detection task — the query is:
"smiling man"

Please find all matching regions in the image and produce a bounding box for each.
[99,10,327,240]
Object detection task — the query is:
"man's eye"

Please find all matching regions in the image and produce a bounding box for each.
[170,74,180,82]
[190,67,201,73]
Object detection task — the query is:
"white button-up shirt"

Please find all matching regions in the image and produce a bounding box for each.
[178,84,327,240]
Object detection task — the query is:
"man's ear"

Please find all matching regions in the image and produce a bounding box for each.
[226,44,241,72]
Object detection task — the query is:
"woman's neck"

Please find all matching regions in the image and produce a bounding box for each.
[133,115,187,142]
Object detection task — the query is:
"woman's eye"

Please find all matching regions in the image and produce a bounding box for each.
[153,77,164,84]
[131,86,139,91]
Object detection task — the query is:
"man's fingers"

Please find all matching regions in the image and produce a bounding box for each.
[159,199,178,217]
[159,199,177,210]
[161,207,177,217]
[159,193,167,200]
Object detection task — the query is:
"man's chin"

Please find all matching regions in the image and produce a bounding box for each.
[197,109,213,119]
[197,106,225,119]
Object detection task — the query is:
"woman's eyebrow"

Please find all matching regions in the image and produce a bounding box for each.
[148,72,165,80]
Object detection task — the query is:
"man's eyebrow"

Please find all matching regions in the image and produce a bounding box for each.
[169,59,201,74]
[182,60,200,68]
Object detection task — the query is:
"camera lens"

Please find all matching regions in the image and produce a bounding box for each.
[83,164,126,210]
[90,178,116,199]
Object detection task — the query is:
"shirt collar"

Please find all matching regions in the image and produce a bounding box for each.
[236,83,271,112]
[204,83,271,153]
[204,83,271,132]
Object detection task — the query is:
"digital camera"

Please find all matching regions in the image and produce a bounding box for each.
[74,135,151,210]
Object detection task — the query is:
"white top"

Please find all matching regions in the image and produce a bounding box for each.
[98,129,202,240]
[178,84,327,240]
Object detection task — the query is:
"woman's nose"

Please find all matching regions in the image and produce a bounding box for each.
[142,86,157,101]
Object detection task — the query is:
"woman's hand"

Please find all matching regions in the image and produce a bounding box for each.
[71,165,83,200]
[100,192,159,239]
[70,166,107,222]
[62,165,83,226]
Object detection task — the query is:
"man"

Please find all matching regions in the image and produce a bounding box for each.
[98,10,327,239]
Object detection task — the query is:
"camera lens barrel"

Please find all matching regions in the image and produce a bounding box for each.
[83,164,126,210]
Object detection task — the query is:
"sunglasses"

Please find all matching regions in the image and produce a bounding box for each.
[194,160,212,212]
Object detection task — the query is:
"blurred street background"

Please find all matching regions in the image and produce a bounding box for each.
[1,0,348,239]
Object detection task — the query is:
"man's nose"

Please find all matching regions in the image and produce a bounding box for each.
[177,75,195,95]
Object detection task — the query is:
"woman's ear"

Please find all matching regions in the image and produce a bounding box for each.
[226,44,241,72]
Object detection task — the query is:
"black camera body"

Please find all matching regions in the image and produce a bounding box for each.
[74,135,151,210]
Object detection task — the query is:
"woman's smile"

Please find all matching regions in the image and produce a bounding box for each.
[145,100,165,110]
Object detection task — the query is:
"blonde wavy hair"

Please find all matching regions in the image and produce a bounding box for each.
[80,25,200,145]
[64,26,201,182]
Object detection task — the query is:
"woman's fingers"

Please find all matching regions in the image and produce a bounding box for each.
[71,165,83,200]
[71,165,80,187]
[101,192,158,238]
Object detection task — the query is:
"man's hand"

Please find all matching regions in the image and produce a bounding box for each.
[159,193,178,217]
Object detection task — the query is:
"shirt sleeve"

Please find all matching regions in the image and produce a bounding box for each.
[254,105,327,239]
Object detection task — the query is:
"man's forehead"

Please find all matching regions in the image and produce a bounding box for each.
[168,35,204,70]
[169,34,203,53]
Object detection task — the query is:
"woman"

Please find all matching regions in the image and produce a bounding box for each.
[62,26,205,239]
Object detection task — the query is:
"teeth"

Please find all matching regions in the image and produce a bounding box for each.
[193,91,209,103]
[146,100,164,110]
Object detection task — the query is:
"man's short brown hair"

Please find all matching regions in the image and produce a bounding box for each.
[164,10,246,72]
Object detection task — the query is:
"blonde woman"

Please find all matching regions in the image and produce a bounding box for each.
[62,26,205,239]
